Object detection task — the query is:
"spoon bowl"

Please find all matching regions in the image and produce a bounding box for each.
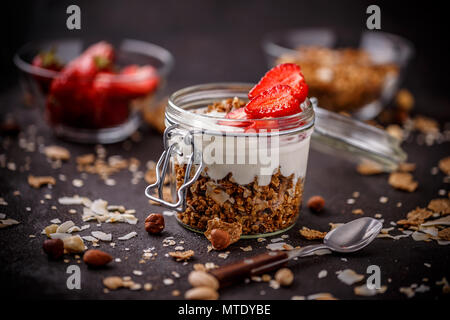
[324,217,382,253]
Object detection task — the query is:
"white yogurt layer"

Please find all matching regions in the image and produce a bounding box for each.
[170,130,312,187]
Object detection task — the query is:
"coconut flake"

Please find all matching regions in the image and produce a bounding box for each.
[318,270,328,279]
[49,232,72,240]
[82,236,98,242]
[337,269,364,285]
[266,242,288,251]
[56,220,75,233]
[91,199,109,215]
[58,196,86,205]
[411,231,430,241]
[118,231,137,240]
[92,231,112,241]
[421,215,450,227]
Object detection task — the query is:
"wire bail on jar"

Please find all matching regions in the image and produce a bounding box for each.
[144,124,204,211]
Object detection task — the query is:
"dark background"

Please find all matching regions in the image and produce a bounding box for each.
[1,0,449,301]
[1,0,450,101]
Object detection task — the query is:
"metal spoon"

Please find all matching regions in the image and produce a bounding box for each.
[210,217,382,287]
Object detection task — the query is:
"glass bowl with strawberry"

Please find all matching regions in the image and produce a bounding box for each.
[14,39,174,143]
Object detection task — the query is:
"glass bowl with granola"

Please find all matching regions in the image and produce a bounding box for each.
[146,64,314,237]
[263,29,413,119]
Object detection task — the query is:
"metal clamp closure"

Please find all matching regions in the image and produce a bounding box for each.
[144,124,204,212]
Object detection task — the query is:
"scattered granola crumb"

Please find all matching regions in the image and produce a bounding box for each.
[72,179,84,188]
[398,162,416,172]
[414,115,439,134]
[386,124,403,140]
[44,145,71,161]
[307,292,338,300]
[379,196,388,204]
[395,89,414,111]
[352,209,364,215]
[172,290,181,297]
[438,228,450,241]
[357,161,384,175]
[428,198,450,215]
[354,284,387,296]
[274,268,294,286]
[299,226,327,240]
[399,286,415,298]
[397,207,433,226]
[436,277,450,294]
[388,172,418,192]
[28,175,56,188]
[438,156,450,175]
[169,250,195,261]
[144,283,153,291]
[103,276,123,290]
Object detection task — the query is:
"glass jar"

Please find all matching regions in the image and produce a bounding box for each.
[146,83,314,237]
[146,83,406,238]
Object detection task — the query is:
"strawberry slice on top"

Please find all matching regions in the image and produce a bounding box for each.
[248,63,308,102]
[245,85,301,119]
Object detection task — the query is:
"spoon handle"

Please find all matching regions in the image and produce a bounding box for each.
[210,251,288,288]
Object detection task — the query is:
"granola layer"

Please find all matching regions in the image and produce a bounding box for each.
[175,164,303,235]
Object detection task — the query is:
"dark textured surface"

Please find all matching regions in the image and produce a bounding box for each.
[1,0,450,300]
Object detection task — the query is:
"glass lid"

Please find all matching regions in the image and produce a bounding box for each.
[311,97,407,171]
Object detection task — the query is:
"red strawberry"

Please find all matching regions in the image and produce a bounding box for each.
[50,41,114,93]
[225,107,248,120]
[244,85,301,119]
[32,49,63,72]
[218,107,251,127]
[248,63,308,102]
[32,49,63,93]
[93,65,159,98]
[244,119,280,133]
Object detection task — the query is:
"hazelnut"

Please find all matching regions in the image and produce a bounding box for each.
[42,239,64,259]
[83,249,113,267]
[145,213,165,234]
[210,229,231,250]
[307,195,325,212]
[275,268,294,286]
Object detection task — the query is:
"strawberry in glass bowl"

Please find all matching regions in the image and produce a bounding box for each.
[14,39,174,143]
